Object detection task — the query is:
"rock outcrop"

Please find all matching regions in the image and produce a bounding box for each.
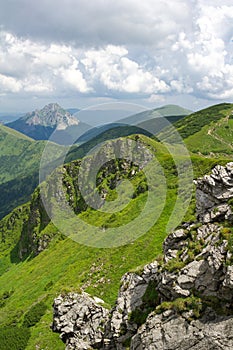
[52,163,233,349]
[131,308,233,350]
[195,162,233,223]
[52,293,108,350]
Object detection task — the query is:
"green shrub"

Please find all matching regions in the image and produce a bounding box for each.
[156,296,202,318]
[142,280,159,307]
[128,309,148,326]
[129,280,159,326]
[23,301,47,328]
[0,289,14,308]
[165,258,186,272]
[0,326,30,350]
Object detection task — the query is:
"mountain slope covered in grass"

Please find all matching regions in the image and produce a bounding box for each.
[160,103,233,156]
[0,130,232,349]
[0,103,233,349]
[75,104,191,144]
[0,123,64,219]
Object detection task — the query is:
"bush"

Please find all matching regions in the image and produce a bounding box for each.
[0,326,30,350]
[23,301,47,328]
[156,296,202,318]
[165,258,186,272]
[0,290,14,308]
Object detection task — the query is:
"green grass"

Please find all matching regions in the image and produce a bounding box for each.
[0,136,231,348]
[0,124,33,141]
[0,135,183,348]
[0,124,65,219]
[1,102,233,349]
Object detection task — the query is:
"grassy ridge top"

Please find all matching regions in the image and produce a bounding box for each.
[175,103,233,139]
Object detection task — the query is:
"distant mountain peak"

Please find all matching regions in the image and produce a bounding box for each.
[23,103,79,130]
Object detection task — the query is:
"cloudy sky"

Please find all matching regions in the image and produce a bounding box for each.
[0,0,233,112]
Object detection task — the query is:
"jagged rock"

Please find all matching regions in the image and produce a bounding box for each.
[52,163,233,349]
[130,309,233,350]
[105,262,158,349]
[52,293,109,350]
[163,228,188,263]
[195,163,233,223]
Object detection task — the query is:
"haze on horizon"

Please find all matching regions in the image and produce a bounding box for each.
[0,0,233,113]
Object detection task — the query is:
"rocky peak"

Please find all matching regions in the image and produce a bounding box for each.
[195,162,233,223]
[52,162,233,350]
[23,103,79,130]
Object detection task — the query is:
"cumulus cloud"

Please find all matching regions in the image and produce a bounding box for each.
[0,0,232,107]
[170,1,233,99]
[81,46,170,94]
[0,0,193,46]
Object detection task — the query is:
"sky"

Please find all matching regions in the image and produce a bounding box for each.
[0,0,233,113]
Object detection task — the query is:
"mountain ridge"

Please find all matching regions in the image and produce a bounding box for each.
[0,102,233,349]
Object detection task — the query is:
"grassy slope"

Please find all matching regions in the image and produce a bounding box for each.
[0,125,60,185]
[0,124,65,219]
[177,103,233,156]
[0,124,33,141]
[0,103,233,349]
[0,133,232,349]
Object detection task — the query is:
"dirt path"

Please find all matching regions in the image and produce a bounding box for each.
[207,115,233,150]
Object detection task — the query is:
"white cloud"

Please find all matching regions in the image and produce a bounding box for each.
[0,1,233,106]
[147,94,166,103]
[82,46,170,94]
[0,73,22,93]
[59,62,91,93]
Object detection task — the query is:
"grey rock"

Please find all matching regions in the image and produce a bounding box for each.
[52,292,109,350]
[52,163,233,350]
[195,163,233,223]
[130,309,233,350]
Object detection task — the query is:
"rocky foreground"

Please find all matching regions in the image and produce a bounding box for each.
[52,163,233,349]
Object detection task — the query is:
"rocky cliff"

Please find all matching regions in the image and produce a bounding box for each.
[6,103,90,143]
[52,163,233,349]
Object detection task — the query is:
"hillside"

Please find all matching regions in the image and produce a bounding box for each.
[6,103,91,145]
[119,104,192,125]
[0,124,64,219]
[0,129,232,349]
[75,104,190,144]
[52,162,233,349]
[0,103,233,349]
[160,103,233,156]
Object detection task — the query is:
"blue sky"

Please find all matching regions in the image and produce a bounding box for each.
[0,0,233,112]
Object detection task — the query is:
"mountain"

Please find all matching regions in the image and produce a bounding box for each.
[6,103,91,145]
[119,104,192,125]
[0,103,233,349]
[160,103,233,155]
[75,104,191,144]
[0,123,64,219]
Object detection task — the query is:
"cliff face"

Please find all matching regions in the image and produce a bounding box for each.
[52,163,233,350]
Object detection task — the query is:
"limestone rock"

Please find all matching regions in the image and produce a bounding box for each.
[195,163,233,223]
[131,309,233,350]
[52,163,233,350]
[105,261,158,349]
[52,292,109,350]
